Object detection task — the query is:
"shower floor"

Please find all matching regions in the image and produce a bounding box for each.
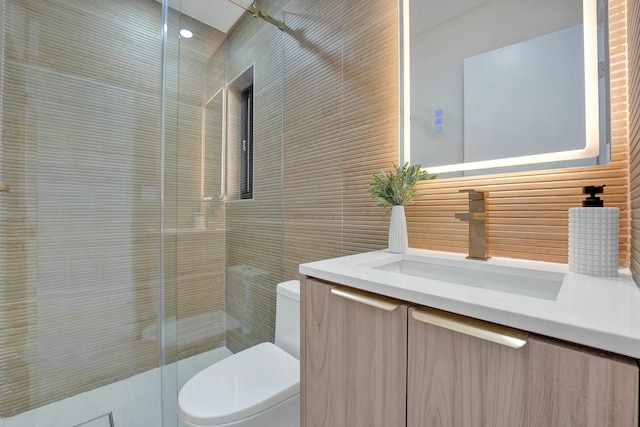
[0,347,232,427]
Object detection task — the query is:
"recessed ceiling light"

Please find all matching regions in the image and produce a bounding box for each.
[180,29,193,39]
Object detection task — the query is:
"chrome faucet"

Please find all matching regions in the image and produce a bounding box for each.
[455,189,489,260]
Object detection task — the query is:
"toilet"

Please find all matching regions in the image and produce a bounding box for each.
[178,280,300,427]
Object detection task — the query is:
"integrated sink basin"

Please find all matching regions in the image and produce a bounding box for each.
[300,248,640,359]
[362,255,565,300]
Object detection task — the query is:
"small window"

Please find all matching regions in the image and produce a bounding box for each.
[239,85,253,199]
[226,66,254,200]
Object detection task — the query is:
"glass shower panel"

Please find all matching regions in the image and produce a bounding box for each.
[172,14,228,366]
[160,1,180,425]
[162,7,233,426]
[166,2,286,424]
[0,0,167,425]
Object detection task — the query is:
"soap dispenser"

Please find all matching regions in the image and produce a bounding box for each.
[568,185,619,277]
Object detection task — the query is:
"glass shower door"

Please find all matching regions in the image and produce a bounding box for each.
[0,0,170,425]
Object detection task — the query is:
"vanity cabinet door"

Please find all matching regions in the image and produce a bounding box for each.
[407,306,639,427]
[301,277,409,427]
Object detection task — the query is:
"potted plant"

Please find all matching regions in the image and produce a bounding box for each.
[367,163,436,253]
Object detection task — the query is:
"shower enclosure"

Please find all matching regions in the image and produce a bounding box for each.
[0,0,284,425]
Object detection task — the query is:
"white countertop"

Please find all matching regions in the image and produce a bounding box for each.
[299,248,640,359]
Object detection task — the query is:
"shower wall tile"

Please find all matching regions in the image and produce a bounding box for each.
[164,11,228,364]
[282,0,400,278]
[342,5,400,256]
[0,0,226,416]
[224,6,285,354]
[0,0,163,415]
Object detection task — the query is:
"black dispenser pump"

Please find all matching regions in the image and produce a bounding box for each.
[582,185,605,207]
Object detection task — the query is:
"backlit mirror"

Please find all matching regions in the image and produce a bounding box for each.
[400,0,610,177]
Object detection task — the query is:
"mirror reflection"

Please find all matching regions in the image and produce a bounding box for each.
[403,0,609,176]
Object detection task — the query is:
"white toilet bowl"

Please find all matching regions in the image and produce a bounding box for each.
[178,280,300,427]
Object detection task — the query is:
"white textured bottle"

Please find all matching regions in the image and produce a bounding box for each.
[568,185,619,277]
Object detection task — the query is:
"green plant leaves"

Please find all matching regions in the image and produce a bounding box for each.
[367,163,436,208]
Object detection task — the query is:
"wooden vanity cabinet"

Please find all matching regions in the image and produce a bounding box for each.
[301,277,409,427]
[407,306,639,427]
[301,277,640,427]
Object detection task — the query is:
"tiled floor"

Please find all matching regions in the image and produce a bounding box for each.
[0,347,232,427]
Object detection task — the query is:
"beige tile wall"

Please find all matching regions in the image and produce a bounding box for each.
[282,0,399,279]
[282,0,632,280]
[224,9,286,353]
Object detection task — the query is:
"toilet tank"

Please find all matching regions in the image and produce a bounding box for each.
[274,280,300,360]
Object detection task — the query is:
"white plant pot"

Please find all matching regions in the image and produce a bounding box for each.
[388,205,408,254]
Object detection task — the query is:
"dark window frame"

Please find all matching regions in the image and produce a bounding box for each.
[239,85,253,200]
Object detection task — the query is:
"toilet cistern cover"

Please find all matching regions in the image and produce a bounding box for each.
[178,342,300,426]
[277,280,300,301]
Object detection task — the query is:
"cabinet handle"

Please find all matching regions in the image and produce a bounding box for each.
[330,287,404,311]
[411,307,529,349]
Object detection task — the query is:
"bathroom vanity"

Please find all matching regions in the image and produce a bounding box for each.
[299,249,640,427]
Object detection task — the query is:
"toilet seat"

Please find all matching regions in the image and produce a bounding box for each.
[178,342,300,426]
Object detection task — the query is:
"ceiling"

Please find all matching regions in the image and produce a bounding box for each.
[184,0,496,36]
[178,0,246,33]
[409,0,492,36]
